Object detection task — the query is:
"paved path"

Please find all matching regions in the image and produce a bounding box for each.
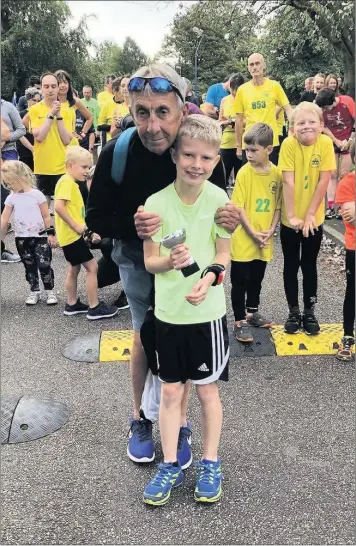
[1,229,354,545]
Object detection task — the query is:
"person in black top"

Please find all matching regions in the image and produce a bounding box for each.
[16,87,42,170]
[72,89,95,153]
[17,76,41,112]
[299,73,325,103]
[86,64,239,465]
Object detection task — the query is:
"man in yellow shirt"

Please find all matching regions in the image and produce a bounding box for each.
[97,74,116,109]
[233,53,293,166]
[97,77,123,145]
[29,72,74,204]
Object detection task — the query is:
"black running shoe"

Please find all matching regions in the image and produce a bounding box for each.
[87,301,118,320]
[302,309,320,335]
[284,307,301,334]
[113,290,129,310]
[64,299,89,316]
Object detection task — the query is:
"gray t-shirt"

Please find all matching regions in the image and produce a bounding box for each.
[1,99,26,153]
[5,189,47,237]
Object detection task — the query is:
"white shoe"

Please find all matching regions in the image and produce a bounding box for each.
[25,292,40,305]
[1,250,21,263]
[46,291,58,305]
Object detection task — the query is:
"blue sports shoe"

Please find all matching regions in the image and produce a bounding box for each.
[143,462,183,506]
[177,421,192,470]
[127,414,155,463]
[194,459,223,503]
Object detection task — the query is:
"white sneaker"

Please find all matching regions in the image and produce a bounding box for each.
[1,250,21,263]
[25,292,40,305]
[46,291,58,305]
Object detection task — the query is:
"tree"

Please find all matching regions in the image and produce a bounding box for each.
[115,37,148,75]
[1,0,93,99]
[253,0,355,96]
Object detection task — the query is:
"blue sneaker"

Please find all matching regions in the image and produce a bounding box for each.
[143,462,183,506]
[177,421,192,470]
[127,416,155,463]
[194,459,223,503]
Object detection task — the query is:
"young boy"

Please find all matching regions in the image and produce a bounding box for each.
[335,140,355,360]
[230,123,282,343]
[278,102,336,334]
[142,115,231,505]
[54,146,118,320]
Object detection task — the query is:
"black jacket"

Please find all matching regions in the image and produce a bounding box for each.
[86,132,226,242]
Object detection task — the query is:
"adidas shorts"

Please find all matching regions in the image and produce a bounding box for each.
[155,316,229,385]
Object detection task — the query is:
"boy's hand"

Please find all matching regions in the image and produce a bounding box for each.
[289,216,304,232]
[91,233,101,243]
[48,235,57,248]
[215,202,240,233]
[260,228,274,242]
[186,274,214,306]
[75,223,86,235]
[134,205,162,239]
[251,230,269,247]
[170,244,191,270]
[302,213,318,237]
[341,202,355,223]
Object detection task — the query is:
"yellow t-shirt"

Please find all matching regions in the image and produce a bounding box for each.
[97,90,114,110]
[232,78,289,148]
[278,134,336,228]
[220,95,236,149]
[54,174,85,247]
[59,101,79,146]
[231,162,282,262]
[277,109,285,137]
[113,102,130,121]
[29,102,75,175]
[97,99,122,142]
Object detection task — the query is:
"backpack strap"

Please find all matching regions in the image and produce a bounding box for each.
[111,127,137,185]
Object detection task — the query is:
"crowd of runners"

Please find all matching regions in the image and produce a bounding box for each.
[1,54,355,506]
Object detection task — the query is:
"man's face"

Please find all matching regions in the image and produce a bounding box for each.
[171,136,220,186]
[83,87,92,100]
[248,54,265,78]
[41,75,58,100]
[106,79,114,93]
[313,76,324,92]
[131,92,187,154]
[305,78,312,91]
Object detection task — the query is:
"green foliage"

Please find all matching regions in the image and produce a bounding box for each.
[115,37,148,75]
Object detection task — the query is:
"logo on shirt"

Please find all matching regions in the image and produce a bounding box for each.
[310,154,321,168]
[269,181,277,194]
[304,175,309,189]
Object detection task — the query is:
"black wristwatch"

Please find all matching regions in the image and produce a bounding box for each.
[200,264,226,286]
[56,116,63,121]
[47,114,54,120]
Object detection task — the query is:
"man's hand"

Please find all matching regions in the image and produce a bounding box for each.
[215,202,240,233]
[289,216,304,232]
[170,243,191,270]
[186,274,214,306]
[50,101,61,117]
[236,146,243,159]
[303,213,318,237]
[341,202,355,224]
[91,233,101,243]
[134,205,162,240]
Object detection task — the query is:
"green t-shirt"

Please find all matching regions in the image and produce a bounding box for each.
[144,181,231,325]
[82,97,100,129]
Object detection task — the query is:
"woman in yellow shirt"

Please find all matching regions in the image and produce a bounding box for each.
[219,73,245,187]
[110,75,131,139]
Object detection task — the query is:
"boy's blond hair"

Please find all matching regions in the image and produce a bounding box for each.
[1,160,37,190]
[175,114,221,150]
[291,102,323,126]
[65,146,93,166]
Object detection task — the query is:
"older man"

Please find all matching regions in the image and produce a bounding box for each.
[234,53,293,165]
[86,64,239,464]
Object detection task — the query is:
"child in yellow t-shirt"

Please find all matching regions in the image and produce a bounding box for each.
[278,102,336,335]
[54,146,118,320]
[231,123,282,343]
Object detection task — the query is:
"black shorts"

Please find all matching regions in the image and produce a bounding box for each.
[62,237,94,266]
[155,316,229,384]
[36,174,63,197]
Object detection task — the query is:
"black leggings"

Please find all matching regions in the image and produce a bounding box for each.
[230,260,267,321]
[280,224,323,310]
[344,250,355,337]
[220,148,242,183]
[15,237,54,291]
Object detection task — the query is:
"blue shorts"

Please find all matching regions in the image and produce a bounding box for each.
[112,239,154,331]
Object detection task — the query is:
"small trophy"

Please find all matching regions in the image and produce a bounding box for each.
[161,228,200,277]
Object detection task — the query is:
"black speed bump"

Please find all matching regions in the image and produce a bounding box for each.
[229,327,276,358]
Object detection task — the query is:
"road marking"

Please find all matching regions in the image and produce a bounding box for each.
[323,224,344,244]
[99,330,134,362]
[271,324,353,356]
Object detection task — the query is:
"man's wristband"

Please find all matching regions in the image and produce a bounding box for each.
[39,227,55,236]
[200,264,225,286]
[47,114,54,120]
[56,116,63,121]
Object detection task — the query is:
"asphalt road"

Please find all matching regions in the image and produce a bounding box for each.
[1,229,354,545]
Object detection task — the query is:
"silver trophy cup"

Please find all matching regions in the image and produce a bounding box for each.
[161,228,200,277]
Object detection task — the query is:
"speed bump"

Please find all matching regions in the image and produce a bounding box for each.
[270,323,353,356]
[99,330,134,362]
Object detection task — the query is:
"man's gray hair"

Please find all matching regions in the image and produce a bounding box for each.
[130,64,187,109]
[25,87,41,100]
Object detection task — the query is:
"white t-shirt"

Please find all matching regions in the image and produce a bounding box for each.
[5,189,47,237]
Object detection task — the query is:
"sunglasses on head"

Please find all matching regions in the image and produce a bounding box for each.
[128,77,185,104]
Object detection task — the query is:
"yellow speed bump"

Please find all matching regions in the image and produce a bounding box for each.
[99,330,134,362]
[270,323,354,357]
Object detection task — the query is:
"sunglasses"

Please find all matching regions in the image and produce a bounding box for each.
[128,77,185,104]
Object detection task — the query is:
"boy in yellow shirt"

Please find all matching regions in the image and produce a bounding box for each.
[231,123,282,343]
[54,147,118,320]
[278,102,335,335]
